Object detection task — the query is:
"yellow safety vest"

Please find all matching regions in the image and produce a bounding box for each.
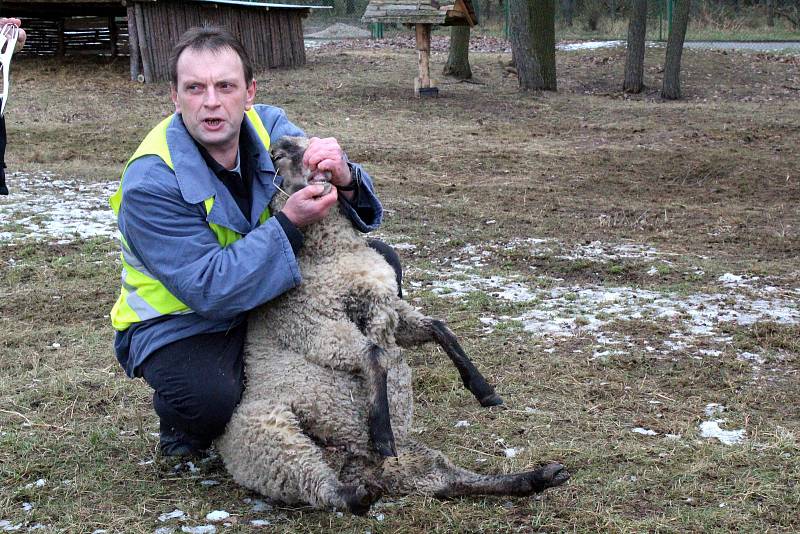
[109,109,272,331]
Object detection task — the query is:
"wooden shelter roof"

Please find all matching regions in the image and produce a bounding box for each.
[362,0,477,26]
[0,0,127,17]
[0,0,326,17]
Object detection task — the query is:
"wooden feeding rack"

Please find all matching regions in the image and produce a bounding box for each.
[362,0,476,97]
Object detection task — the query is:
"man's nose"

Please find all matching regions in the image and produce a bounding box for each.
[204,87,221,107]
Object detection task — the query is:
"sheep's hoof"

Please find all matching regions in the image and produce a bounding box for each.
[371,435,398,458]
[478,392,504,407]
[341,483,382,516]
[526,462,570,494]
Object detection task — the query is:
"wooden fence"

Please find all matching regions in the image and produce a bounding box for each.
[16,16,128,57]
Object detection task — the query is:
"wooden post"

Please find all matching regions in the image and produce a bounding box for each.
[109,16,119,57]
[414,23,437,97]
[134,2,153,83]
[56,18,65,57]
[127,6,142,81]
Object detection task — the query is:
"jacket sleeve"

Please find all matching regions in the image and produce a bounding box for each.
[118,157,302,321]
[258,105,383,232]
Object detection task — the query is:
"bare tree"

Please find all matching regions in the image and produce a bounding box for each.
[767,0,775,27]
[443,26,473,79]
[623,0,648,93]
[561,0,576,26]
[509,0,557,91]
[661,0,691,100]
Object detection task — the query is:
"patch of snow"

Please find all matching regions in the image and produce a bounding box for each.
[24,479,46,489]
[248,500,272,513]
[155,529,175,534]
[700,420,746,445]
[704,403,726,417]
[738,351,766,365]
[181,527,216,534]
[454,420,470,428]
[306,23,371,40]
[22,503,32,512]
[250,519,271,527]
[558,40,624,51]
[632,427,658,436]
[0,521,22,531]
[504,447,524,458]
[719,273,759,286]
[205,511,229,522]
[158,510,187,522]
[0,172,118,245]
[199,480,219,486]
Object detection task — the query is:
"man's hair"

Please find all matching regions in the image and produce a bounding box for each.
[168,25,254,85]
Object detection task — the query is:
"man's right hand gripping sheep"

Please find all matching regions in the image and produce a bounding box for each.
[109,26,400,457]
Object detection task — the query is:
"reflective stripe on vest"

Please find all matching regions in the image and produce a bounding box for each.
[109,108,272,331]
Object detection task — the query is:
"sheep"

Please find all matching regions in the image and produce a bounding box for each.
[216,136,570,514]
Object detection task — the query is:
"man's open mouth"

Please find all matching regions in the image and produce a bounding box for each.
[204,118,223,127]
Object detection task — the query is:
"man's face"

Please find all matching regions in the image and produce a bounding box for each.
[170,46,256,157]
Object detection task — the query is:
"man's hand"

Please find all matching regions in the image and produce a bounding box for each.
[0,18,26,52]
[303,137,354,199]
[280,183,338,228]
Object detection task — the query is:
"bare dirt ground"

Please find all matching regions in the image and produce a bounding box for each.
[1,42,799,532]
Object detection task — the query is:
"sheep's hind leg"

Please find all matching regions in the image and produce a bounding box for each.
[218,401,381,514]
[366,344,397,457]
[381,440,569,499]
[301,322,397,457]
[394,301,503,407]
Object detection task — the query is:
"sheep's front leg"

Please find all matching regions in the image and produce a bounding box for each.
[394,301,503,407]
[379,440,569,499]
[217,401,381,514]
[300,320,397,457]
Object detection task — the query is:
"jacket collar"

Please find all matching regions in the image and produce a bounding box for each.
[166,113,281,234]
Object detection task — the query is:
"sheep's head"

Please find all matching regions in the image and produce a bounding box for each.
[270,136,332,196]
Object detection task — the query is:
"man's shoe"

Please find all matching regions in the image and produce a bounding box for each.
[0,168,7,195]
[159,429,205,458]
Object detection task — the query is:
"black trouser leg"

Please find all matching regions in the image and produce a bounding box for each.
[139,323,247,452]
[367,238,403,298]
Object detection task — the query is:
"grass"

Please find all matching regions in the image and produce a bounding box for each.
[1,41,799,532]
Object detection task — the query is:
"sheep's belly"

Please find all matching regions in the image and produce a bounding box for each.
[241,354,413,451]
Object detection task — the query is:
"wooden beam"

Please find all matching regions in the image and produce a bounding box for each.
[109,15,118,57]
[127,5,142,81]
[414,23,437,97]
[56,18,65,56]
[134,2,153,83]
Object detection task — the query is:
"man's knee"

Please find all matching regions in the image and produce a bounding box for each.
[189,377,243,439]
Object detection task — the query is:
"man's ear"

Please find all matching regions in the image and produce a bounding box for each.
[170,84,181,113]
[244,79,257,110]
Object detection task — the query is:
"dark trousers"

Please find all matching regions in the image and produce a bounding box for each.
[140,239,403,447]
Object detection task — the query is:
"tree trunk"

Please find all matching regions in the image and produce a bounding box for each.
[661,0,691,100]
[623,0,648,93]
[509,0,557,91]
[346,0,356,15]
[561,0,575,26]
[767,0,774,27]
[443,25,472,79]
